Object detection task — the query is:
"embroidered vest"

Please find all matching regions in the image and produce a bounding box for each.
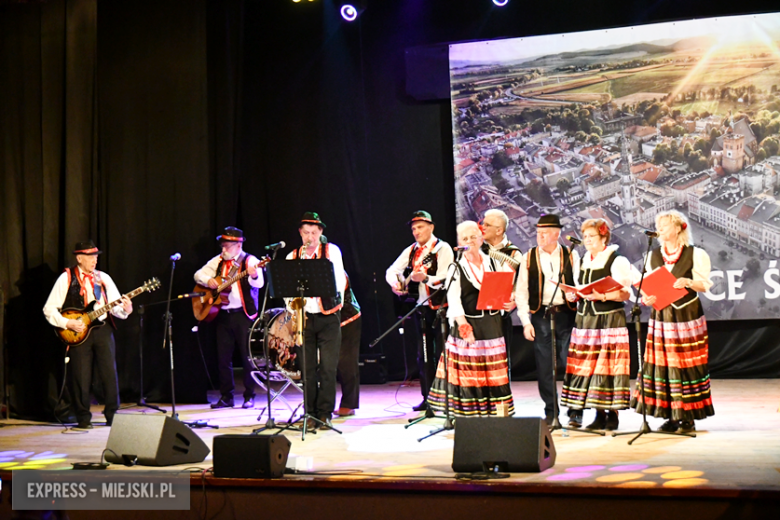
[578,250,624,314]
[215,253,259,319]
[527,246,577,313]
[341,273,361,326]
[405,240,447,309]
[649,245,698,308]
[63,266,108,310]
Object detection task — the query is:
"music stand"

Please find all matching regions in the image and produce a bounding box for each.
[266,259,343,440]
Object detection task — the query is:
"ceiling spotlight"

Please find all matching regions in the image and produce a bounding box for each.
[340,4,358,21]
[493,0,509,6]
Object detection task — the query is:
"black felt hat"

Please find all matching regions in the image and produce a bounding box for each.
[407,210,435,226]
[216,226,246,242]
[73,240,102,255]
[536,214,563,228]
[300,212,326,229]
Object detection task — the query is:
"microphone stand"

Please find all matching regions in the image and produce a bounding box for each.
[253,247,282,434]
[371,282,445,426]
[545,247,603,437]
[417,251,462,442]
[119,303,166,413]
[160,258,216,429]
[612,235,694,444]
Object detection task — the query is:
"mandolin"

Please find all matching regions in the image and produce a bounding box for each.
[55,278,161,346]
[393,253,435,317]
[192,256,271,322]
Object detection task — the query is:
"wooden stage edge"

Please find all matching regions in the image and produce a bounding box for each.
[1,379,779,519]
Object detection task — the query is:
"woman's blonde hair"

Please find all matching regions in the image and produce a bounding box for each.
[655,210,692,248]
[581,218,611,245]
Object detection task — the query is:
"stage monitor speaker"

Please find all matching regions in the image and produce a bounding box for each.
[105,414,210,466]
[213,434,291,478]
[452,417,556,473]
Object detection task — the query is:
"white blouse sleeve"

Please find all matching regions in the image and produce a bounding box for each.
[692,247,714,292]
[445,265,465,322]
[609,255,634,289]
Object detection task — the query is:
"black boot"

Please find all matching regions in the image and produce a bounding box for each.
[585,410,607,430]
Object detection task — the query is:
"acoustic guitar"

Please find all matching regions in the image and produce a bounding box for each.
[55,277,161,346]
[393,253,434,318]
[192,256,271,322]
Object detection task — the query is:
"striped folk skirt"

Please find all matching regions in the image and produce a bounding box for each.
[428,314,514,417]
[630,300,715,421]
[561,309,631,411]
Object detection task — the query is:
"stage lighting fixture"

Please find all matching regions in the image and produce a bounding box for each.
[340,4,358,21]
[493,0,509,6]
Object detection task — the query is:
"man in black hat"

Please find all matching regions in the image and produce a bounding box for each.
[194,226,264,409]
[514,215,581,426]
[43,240,133,429]
[286,212,346,430]
[385,210,454,411]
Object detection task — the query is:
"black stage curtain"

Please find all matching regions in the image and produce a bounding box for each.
[2,0,779,420]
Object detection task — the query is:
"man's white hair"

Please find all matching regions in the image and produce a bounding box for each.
[484,209,509,232]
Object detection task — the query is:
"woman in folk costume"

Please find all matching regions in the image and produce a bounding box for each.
[560,219,637,431]
[428,221,514,416]
[633,210,715,433]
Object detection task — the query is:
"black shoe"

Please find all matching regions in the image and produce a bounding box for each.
[75,422,93,430]
[657,419,679,432]
[413,401,428,412]
[210,397,234,409]
[567,411,583,428]
[304,418,319,433]
[679,420,696,433]
[605,411,619,431]
[105,416,114,427]
[242,396,254,409]
[585,411,607,430]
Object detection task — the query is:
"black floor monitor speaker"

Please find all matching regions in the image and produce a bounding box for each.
[213,434,291,478]
[105,414,210,466]
[452,417,556,473]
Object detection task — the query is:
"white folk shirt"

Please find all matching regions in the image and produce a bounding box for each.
[446,251,498,324]
[194,252,265,310]
[514,243,581,327]
[385,235,454,306]
[43,268,129,329]
[285,243,346,315]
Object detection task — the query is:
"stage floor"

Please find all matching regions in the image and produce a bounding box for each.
[2,379,780,500]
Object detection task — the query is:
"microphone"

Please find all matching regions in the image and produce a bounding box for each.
[643,230,659,238]
[169,252,181,262]
[453,245,470,252]
[177,292,206,299]
[566,236,582,245]
[264,241,286,251]
[320,235,328,244]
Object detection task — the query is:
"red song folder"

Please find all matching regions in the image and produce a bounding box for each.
[634,267,689,311]
[476,271,515,310]
[553,276,624,297]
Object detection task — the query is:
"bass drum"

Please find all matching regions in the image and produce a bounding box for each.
[248,308,301,379]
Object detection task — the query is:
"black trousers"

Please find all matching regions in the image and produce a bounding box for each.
[303,311,342,419]
[337,316,361,409]
[530,308,575,418]
[215,309,256,400]
[413,306,441,400]
[68,324,119,425]
[502,311,514,380]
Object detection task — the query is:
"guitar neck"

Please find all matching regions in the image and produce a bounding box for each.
[217,270,249,292]
[488,249,521,269]
[88,286,147,320]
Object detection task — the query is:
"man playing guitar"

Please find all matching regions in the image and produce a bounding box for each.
[194,226,264,409]
[43,240,133,429]
[385,211,453,412]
